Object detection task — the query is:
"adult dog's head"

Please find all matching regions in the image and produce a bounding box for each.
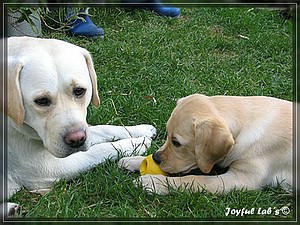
[7,37,100,158]
[153,94,234,175]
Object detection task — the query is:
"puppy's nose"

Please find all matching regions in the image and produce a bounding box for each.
[152,152,161,165]
[64,130,86,148]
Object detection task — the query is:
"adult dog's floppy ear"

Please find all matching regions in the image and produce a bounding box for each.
[8,58,25,125]
[193,118,234,174]
[82,50,100,108]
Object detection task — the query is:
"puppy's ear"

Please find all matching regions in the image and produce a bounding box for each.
[8,58,25,125]
[193,118,234,174]
[82,50,100,108]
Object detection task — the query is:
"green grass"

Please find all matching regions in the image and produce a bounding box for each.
[8,6,294,222]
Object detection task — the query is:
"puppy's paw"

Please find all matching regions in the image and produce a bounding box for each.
[135,174,170,195]
[118,156,145,172]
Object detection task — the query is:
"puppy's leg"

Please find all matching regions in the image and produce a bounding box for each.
[89,125,156,144]
[118,156,146,172]
[136,170,262,195]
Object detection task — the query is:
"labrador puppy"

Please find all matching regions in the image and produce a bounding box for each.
[119,94,292,195]
[4,37,156,216]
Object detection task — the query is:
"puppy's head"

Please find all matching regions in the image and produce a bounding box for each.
[154,94,234,174]
[7,37,100,158]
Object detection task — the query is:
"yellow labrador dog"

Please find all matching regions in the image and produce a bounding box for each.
[4,37,156,216]
[119,94,292,194]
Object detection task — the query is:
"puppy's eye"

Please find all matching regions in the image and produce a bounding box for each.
[73,88,86,98]
[171,139,181,148]
[34,97,51,107]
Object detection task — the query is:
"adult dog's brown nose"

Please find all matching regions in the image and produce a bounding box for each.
[64,130,86,148]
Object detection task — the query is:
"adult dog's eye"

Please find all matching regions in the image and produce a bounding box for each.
[171,138,181,148]
[34,97,51,106]
[73,88,86,98]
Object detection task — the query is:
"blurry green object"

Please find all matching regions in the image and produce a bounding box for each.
[7,8,42,37]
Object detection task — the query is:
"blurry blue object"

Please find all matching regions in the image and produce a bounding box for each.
[122,0,180,18]
[68,14,104,38]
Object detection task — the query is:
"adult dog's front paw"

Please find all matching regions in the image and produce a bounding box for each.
[127,125,157,140]
[141,125,157,140]
[135,174,170,195]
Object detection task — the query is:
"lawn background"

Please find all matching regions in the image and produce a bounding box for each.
[7,4,295,223]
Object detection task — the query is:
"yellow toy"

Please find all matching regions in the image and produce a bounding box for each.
[140,154,168,176]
